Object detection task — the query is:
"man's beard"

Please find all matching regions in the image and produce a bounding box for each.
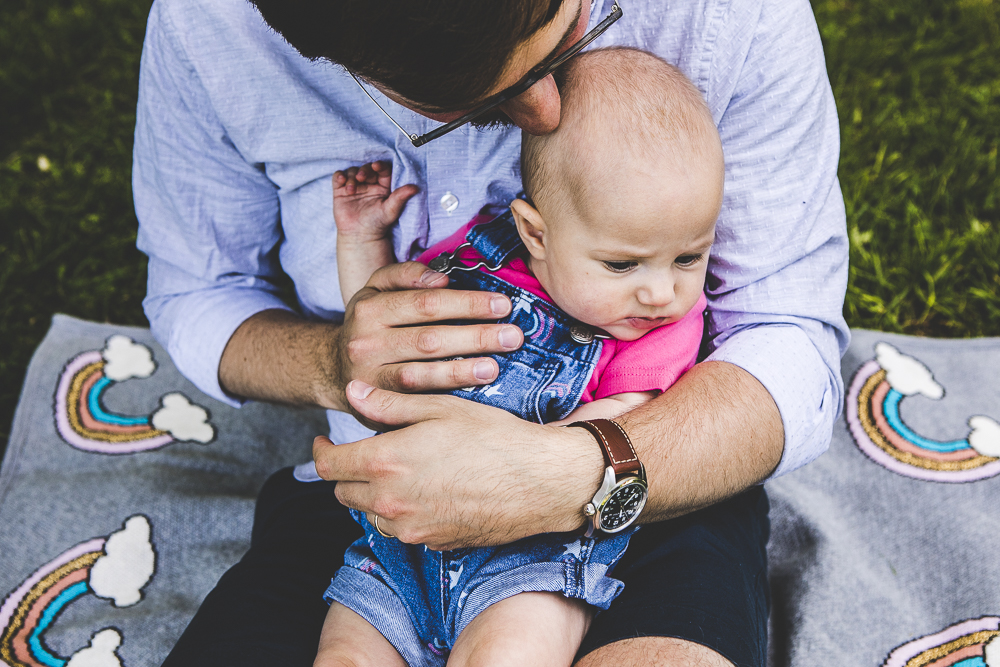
[470,107,516,130]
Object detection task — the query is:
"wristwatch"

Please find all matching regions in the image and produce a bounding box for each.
[570,419,648,537]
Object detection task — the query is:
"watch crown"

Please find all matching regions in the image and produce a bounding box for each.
[583,503,596,517]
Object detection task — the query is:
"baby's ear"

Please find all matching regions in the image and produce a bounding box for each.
[510,199,547,260]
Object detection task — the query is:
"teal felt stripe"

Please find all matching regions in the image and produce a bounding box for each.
[883,389,970,453]
[951,657,985,667]
[89,375,150,426]
[28,579,90,666]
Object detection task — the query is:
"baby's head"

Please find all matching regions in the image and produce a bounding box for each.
[512,47,724,341]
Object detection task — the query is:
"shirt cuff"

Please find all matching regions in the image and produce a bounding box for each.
[706,324,840,479]
[148,288,294,408]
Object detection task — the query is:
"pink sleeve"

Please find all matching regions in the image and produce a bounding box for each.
[594,293,707,399]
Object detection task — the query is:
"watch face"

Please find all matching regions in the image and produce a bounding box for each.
[598,479,647,533]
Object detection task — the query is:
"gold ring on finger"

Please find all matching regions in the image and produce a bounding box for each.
[373,514,395,539]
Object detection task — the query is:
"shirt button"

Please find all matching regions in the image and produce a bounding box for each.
[440,192,459,213]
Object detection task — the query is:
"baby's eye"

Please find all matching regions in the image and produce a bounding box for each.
[603,261,638,273]
[675,254,703,267]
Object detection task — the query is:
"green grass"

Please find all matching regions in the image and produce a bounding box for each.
[1,0,153,458]
[814,0,1000,334]
[1,0,999,463]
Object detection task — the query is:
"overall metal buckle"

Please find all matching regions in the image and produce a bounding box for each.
[427,243,504,275]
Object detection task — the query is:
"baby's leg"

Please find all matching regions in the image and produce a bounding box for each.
[447,592,593,667]
[314,601,407,667]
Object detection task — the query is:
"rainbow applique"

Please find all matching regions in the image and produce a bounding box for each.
[54,336,214,454]
[0,516,156,667]
[846,342,1000,482]
[514,296,555,345]
[883,616,1000,667]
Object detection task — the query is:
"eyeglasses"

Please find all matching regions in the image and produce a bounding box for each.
[349,3,623,148]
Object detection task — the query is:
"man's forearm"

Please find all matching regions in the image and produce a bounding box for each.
[618,360,784,522]
[319,359,784,548]
[219,309,347,412]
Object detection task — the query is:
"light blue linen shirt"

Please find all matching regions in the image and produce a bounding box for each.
[133,0,850,478]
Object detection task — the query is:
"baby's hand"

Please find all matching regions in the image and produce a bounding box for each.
[549,391,658,426]
[333,161,419,243]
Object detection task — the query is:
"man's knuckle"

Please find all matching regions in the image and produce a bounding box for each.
[313,457,332,479]
[333,483,353,508]
[395,527,424,545]
[468,291,493,316]
[371,497,403,521]
[351,297,374,320]
[365,447,395,477]
[415,328,441,355]
[414,290,442,317]
[449,362,469,386]
[344,337,371,365]
[395,364,422,391]
[373,383,404,412]
[370,264,392,281]
[475,326,493,352]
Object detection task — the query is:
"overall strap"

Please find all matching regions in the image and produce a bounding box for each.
[465,209,524,268]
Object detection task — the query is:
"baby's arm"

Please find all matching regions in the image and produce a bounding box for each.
[549,390,658,426]
[332,161,418,303]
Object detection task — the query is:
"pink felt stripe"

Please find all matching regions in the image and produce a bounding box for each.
[923,642,984,667]
[11,567,91,663]
[0,538,105,630]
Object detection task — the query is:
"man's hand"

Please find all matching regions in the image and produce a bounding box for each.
[329,262,525,420]
[312,361,783,550]
[314,380,605,550]
[219,262,525,414]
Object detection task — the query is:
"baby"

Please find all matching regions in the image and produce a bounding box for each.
[318,47,724,667]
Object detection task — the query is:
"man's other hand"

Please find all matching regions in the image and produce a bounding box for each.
[313,381,605,550]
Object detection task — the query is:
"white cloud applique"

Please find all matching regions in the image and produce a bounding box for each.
[101,335,156,382]
[65,629,123,667]
[968,415,1000,458]
[986,634,999,667]
[89,515,156,607]
[875,342,944,399]
[151,393,215,443]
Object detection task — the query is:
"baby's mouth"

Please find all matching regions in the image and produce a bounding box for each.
[626,316,667,330]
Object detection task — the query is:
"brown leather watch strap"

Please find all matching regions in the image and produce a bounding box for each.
[569,419,641,477]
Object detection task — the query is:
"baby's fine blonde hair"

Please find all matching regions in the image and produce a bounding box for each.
[520,47,722,213]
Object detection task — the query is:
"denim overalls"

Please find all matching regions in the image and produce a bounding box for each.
[324,212,638,665]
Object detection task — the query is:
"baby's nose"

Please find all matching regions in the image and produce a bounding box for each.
[638,280,675,307]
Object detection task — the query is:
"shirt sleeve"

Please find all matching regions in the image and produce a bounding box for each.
[132,1,293,406]
[595,294,706,399]
[702,0,851,478]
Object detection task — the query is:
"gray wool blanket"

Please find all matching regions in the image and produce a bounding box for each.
[1,315,998,667]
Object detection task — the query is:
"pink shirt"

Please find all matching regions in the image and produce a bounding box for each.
[419,215,706,403]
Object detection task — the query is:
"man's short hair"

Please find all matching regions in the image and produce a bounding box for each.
[521,47,720,209]
[251,0,563,111]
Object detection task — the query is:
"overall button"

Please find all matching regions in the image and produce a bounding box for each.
[440,192,459,213]
[570,325,595,344]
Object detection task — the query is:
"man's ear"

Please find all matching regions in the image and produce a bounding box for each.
[510,199,547,260]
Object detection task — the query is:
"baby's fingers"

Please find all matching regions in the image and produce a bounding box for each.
[355,161,392,183]
[334,161,394,196]
[334,167,363,195]
[382,184,420,221]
